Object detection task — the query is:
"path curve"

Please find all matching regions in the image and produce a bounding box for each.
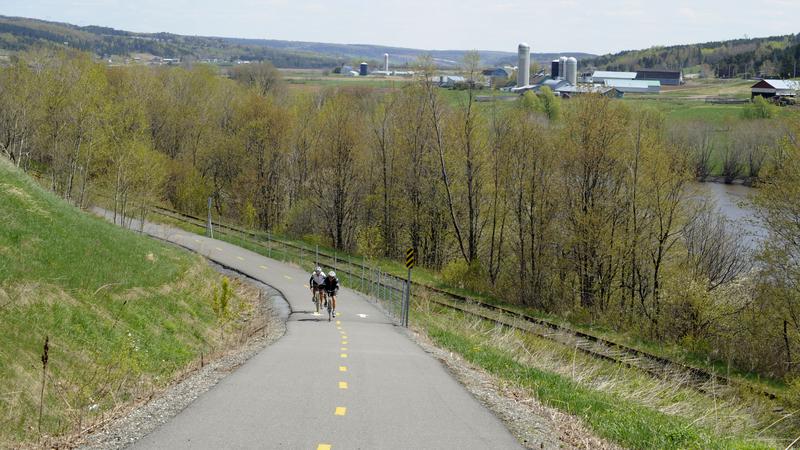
[93,210,521,450]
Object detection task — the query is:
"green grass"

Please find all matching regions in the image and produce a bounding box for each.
[423,318,776,449]
[0,159,248,446]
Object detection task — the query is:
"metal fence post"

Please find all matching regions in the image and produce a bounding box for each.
[206,197,213,238]
[268,231,271,259]
[361,256,365,293]
[316,245,319,267]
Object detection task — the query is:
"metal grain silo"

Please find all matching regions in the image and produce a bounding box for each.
[517,43,530,87]
[566,57,578,85]
[558,56,567,80]
[551,59,560,78]
[360,62,368,76]
[384,53,389,72]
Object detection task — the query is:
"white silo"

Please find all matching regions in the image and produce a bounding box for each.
[384,53,389,72]
[517,43,531,87]
[558,56,568,80]
[566,57,578,85]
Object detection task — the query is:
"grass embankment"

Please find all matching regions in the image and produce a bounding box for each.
[416,300,791,449]
[0,160,261,446]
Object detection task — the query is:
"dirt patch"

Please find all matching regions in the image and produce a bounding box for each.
[407,327,620,450]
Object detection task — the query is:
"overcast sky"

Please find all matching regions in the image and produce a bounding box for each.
[2,0,798,54]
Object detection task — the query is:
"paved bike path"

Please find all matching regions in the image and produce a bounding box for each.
[96,211,521,450]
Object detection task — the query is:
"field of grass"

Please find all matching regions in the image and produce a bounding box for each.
[0,159,260,446]
[416,302,792,449]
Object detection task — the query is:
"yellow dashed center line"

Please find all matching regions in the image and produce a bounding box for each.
[236,256,244,261]
[339,366,347,372]
[317,445,331,450]
[340,353,347,359]
[259,265,268,269]
[194,239,201,243]
[340,347,348,351]
[215,247,223,251]
[341,341,348,345]
[284,275,292,280]
[339,381,348,390]
[335,407,347,416]
[336,320,341,325]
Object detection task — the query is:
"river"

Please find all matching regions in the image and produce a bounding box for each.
[692,181,766,250]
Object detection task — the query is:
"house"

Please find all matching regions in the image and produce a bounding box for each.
[604,79,661,94]
[590,70,637,83]
[635,70,682,86]
[482,67,513,79]
[440,75,466,88]
[751,79,800,99]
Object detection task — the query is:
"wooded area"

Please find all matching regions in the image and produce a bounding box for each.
[586,33,800,78]
[2,48,800,383]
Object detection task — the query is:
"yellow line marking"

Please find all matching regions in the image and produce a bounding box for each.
[194,239,201,243]
[336,326,342,330]
[336,320,341,325]
[236,256,244,261]
[339,366,347,372]
[317,445,331,450]
[339,381,348,390]
[304,284,309,289]
[340,347,348,351]
[334,406,347,416]
[340,353,347,358]
[284,275,292,280]
[259,265,268,269]
[341,341,348,345]
[215,247,223,251]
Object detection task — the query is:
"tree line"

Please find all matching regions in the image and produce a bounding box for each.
[585,33,800,78]
[3,48,800,382]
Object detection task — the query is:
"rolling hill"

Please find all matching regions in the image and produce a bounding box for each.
[0,15,593,68]
[582,33,800,78]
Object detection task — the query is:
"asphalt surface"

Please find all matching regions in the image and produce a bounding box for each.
[96,210,521,450]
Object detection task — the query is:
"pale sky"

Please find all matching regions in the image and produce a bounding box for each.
[2,0,798,54]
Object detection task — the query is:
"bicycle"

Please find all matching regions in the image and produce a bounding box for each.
[325,292,332,321]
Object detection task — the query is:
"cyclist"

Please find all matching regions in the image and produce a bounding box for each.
[309,267,327,311]
[324,271,340,318]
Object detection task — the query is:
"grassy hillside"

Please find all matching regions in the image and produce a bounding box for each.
[0,158,256,446]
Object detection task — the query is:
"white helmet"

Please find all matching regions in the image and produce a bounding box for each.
[314,266,322,274]
[328,271,336,277]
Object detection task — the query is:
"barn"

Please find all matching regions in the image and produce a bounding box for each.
[635,70,682,86]
[751,79,800,99]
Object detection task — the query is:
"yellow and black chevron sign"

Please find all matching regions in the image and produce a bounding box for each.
[405,248,416,269]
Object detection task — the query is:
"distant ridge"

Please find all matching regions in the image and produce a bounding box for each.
[0,15,594,68]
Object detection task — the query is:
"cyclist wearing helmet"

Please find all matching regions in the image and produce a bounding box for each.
[309,267,327,308]
[324,271,340,317]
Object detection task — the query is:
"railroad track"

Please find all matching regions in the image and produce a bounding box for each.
[137,201,783,403]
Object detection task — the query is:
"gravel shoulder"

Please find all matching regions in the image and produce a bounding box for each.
[407,327,620,450]
[75,266,288,450]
